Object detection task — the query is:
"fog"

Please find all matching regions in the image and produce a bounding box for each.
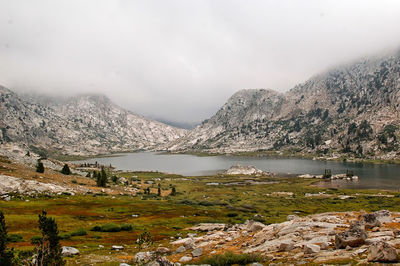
[1,0,400,123]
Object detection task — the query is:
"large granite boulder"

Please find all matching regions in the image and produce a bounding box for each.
[367,241,398,262]
[335,227,367,249]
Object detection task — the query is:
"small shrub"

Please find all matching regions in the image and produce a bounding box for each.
[121,224,133,231]
[70,228,87,236]
[101,223,121,232]
[58,233,71,240]
[7,234,23,243]
[71,179,77,184]
[90,225,102,232]
[227,213,238,218]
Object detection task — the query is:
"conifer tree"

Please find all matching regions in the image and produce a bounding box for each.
[35,211,64,266]
[0,211,15,266]
[36,160,45,173]
[61,164,71,175]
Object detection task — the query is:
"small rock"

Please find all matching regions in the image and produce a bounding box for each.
[191,248,203,257]
[175,246,186,253]
[156,247,170,254]
[61,246,79,256]
[111,245,124,250]
[98,245,104,248]
[367,241,398,262]
[119,264,131,266]
[179,255,192,263]
[372,227,380,232]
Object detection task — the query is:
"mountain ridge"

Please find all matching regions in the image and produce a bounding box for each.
[0,86,187,156]
[167,50,400,160]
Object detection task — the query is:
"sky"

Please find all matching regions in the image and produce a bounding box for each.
[0,1,400,124]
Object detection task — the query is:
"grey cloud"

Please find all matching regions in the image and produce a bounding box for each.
[0,0,400,123]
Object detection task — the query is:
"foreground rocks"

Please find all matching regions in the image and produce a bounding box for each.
[169,210,400,264]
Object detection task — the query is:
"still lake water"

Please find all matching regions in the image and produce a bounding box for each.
[74,152,400,190]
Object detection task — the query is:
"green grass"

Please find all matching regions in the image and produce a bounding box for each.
[1,171,400,265]
[197,251,264,266]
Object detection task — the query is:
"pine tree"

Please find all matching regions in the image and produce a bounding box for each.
[0,211,15,265]
[61,164,71,175]
[96,167,107,187]
[157,184,161,197]
[36,160,44,173]
[35,211,64,266]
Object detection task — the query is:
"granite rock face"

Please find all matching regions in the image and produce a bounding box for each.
[167,50,400,160]
[0,87,186,156]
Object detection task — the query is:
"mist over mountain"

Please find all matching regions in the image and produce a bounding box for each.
[167,49,400,160]
[0,87,186,156]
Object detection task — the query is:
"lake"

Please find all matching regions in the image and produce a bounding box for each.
[74,152,400,190]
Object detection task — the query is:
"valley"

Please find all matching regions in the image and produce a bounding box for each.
[2,151,400,265]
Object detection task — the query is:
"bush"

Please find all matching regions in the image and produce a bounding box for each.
[100,223,121,232]
[90,225,102,232]
[227,213,238,218]
[58,233,71,240]
[7,234,23,243]
[91,223,121,232]
[70,228,87,236]
[197,251,263,266]
[121,224,133,231]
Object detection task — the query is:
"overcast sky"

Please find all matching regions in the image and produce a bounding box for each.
[1,0,400,123]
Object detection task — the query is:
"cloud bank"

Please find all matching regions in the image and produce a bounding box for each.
[0,0,400,123]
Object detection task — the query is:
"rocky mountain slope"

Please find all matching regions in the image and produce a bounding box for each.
[168,50,400,159]
[0,87,186,156]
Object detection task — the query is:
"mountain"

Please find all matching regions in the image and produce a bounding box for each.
[0,87,186,156]
[167,50,400,160]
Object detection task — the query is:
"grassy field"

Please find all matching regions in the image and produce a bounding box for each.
[2,171,400,265]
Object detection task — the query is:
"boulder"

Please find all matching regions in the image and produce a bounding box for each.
[248,221,265,232]
[134,251,154,264]
[367,241,398,262]
[156,247,170,254]
[183,238,195,249]
[374,210,392,223]
[179,255,192,263]
[335,227,367,249]
[175,246,186,253]
[278,240,294,252]
[61,246,79,256]
[362,213,381,229]
[304,243,320,254]
[191,247,203,257]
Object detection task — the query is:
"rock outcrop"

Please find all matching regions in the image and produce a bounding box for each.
[171,210,400,264]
